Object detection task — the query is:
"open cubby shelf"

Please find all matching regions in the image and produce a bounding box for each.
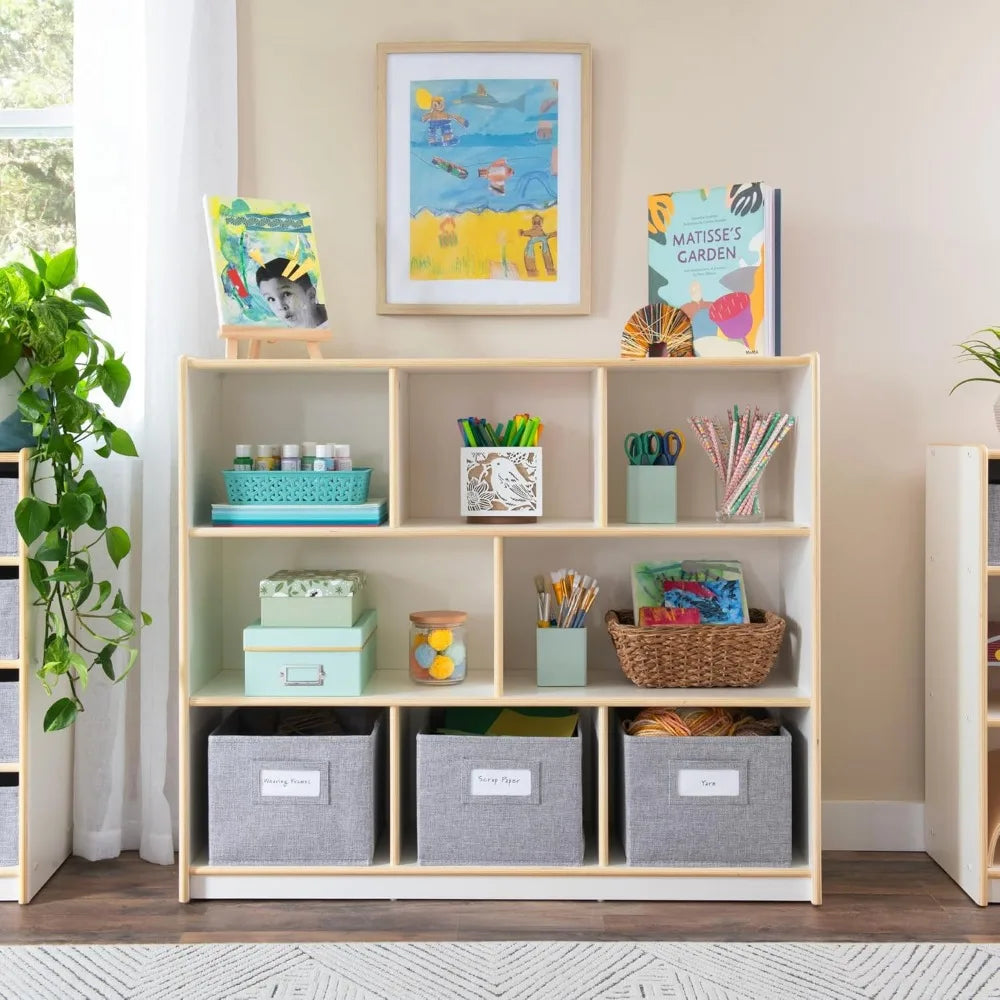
[0,451,73,905]
[179,355,821,903]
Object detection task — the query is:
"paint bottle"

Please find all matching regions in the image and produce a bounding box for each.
[280,444,301,471]
[334,444,352,471]
[313,444,331,471]
[301,441,318,470]
[254,445,276,471]
[324,443,337,471]
[233,444,253,472]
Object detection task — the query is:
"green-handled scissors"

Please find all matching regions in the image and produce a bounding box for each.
[624,431,664,466]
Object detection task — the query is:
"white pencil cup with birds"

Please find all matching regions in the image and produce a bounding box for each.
[460,447,542,521]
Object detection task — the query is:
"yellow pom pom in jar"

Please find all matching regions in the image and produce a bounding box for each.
[409,610,467,685]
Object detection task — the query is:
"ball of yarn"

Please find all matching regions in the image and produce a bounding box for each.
[428,628,453,651]
[414,643,436,669]
[429,654,455,680]
[624,707,778,737]
[444,641,466,666]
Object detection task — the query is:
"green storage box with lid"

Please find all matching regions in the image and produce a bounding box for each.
[244,609,377,697]
[259,569,367,628]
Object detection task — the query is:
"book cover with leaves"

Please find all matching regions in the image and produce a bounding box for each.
[204,196,328,328]
[647,184,779,357]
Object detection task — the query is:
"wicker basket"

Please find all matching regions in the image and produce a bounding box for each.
[605,608,786,688]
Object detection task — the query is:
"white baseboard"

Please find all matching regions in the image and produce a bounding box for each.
[822,800,925,851]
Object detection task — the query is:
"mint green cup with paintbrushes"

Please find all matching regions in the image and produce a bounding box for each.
[624,429,681,524]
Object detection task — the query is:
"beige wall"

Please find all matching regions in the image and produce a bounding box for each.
[237,1,1000,803]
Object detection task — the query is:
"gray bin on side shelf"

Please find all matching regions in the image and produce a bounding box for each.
[0,783,17,866]
[990,485,1000,565]
[0,682,17,763]
[208,708,383,866]
[0,478,17,556]
[416,728,584,866]
[617,721,792,867]
[0,579,17,661]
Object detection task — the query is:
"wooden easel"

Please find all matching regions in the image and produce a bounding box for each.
[219,325,330,360]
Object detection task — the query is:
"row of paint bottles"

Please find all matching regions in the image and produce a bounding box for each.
[233,443,351,472]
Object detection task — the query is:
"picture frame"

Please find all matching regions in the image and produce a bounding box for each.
[377,42,592,315]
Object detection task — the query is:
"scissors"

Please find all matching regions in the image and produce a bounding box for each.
[624,431,664,466]
[657,429,684,466]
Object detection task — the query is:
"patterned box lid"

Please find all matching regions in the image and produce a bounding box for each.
[259,569,367,599]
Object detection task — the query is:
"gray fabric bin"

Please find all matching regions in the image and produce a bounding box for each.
[0,682,17,763]
[208,708,384,866]
[0,579,17,661]
[416,728,584,866]
[0,783,17,866]
[990,485,1000,565]
[0,478,17,556]
[617,721,792,867]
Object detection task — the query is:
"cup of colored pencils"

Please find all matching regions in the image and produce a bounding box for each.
[536,569,599,628]
[688,406,795,522]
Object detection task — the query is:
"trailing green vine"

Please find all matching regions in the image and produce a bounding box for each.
[0,248,149,731]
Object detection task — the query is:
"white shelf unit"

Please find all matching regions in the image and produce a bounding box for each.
[924,444,1000,904]
[178,355,821,903]
[0,451,73,904]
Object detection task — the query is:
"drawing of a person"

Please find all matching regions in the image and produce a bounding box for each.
[415,89,468,146]
[519,214,557,277]
[255,258,328,328]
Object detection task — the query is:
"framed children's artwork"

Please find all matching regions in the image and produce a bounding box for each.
[376,42,592,315]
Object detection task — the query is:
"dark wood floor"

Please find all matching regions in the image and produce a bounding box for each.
[0,852,997,944]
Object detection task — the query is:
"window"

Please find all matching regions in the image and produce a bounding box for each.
[0,0,74,264]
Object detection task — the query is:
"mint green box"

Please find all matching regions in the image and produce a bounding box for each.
[243,609,377,697]
[536,628,587,687]
[259,570,366,628]
[625,466,677,524]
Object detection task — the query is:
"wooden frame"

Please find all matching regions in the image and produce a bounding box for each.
[376,42,592,315]
[178,354,820,903]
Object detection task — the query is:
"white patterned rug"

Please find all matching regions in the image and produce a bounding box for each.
[0,941,999,999]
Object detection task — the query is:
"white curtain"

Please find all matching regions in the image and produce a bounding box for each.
[72,0,237,861]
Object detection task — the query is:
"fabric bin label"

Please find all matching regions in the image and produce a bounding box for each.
[255,760,330,805]
[460,758,541,805]
[470,768,532,796]
[677,768,740,797]
[669,759,749,805]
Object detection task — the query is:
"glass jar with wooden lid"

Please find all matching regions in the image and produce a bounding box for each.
[409,610,468,685]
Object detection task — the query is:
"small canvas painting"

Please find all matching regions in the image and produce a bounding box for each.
[409,78,559,283]
[205,196,328,328]
[661,579,744,625]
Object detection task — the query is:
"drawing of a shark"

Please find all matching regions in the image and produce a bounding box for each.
[453,84,526,112]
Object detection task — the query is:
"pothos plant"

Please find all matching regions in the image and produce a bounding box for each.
[0,248,149,731]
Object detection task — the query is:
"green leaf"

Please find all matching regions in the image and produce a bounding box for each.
[67,652,88,690]
[28,249,47,278]
[141,611,152,626]
[35,533,68,563]
[106,526,130,567]
[109,607,134,633]
[44,248,77,290]
[27,558,50,599]
[16,388,46,422]
[43,698,78,732]
[48,565,89,584]
[92,580,112,610]
[96,642,116,680]
[101,358,131,407]
[108,427,137,457]
[0,335,22,378]
[14,496,50,544]
[71,286,111,316]
[58,491,94,531]
[119,646,139,681]
[87,502,107,532]
[11,262,43,299]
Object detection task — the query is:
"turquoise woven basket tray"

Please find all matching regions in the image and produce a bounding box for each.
[222,468,372,505]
